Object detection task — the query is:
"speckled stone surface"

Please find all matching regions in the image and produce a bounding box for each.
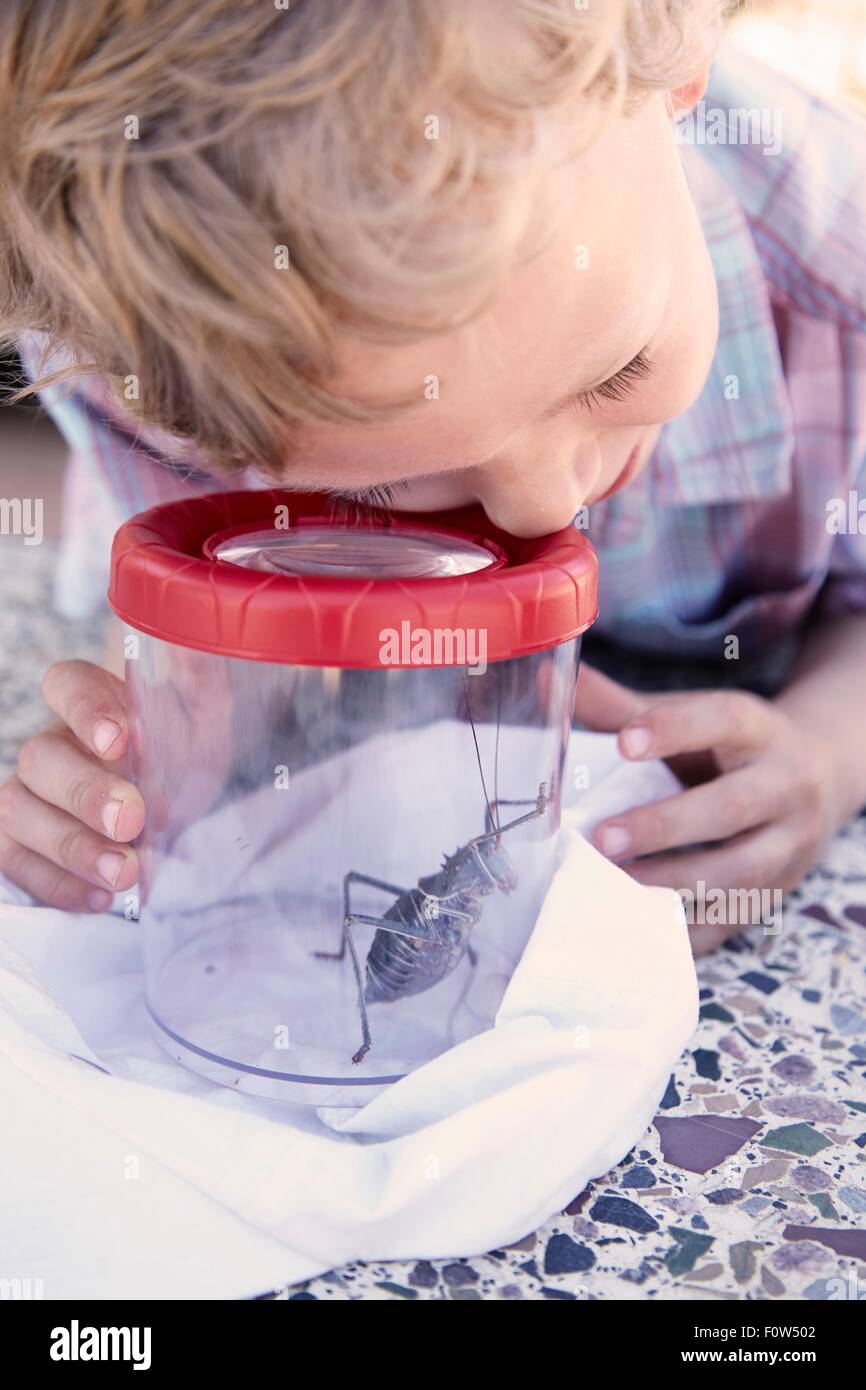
[4,543,865,1301]
[261,821,866,1301]
[0,541,108,771]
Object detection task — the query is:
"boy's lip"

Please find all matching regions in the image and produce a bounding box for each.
[593,444,643,504]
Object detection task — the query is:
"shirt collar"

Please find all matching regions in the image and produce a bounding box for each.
[649,144,795,507]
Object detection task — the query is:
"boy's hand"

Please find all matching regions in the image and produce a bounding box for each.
[575,666,841,951]
[0,661,143,912]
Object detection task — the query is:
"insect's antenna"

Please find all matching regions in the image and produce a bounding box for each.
[463,673,497,835]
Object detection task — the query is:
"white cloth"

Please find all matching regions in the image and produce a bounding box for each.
[0,733,696,1300]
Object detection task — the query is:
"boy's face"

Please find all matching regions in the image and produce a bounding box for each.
[289,90,719,538]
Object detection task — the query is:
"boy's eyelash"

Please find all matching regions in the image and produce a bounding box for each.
[329,481,410,510]
[576,349,654,410]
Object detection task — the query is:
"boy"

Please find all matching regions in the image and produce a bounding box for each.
[1,0,865,952]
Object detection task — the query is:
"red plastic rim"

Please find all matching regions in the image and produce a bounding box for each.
[108,490,598,667]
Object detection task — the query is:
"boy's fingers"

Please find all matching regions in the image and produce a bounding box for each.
[617,689,772,762]
[0,829,113,913]
[16,732,144,843]
[592,764,787,861]
[41,660,129,760]
[573,665,650,732]
[0,778,138,892]
[620,824,794,897]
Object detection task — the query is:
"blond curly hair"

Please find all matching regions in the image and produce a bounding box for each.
[0,0,732,475]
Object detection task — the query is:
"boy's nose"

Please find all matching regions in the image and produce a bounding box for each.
[468,445,596,538]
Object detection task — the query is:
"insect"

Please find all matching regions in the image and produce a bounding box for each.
[315,682,550,1064]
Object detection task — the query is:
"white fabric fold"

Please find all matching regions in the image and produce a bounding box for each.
[0,733,696,1300]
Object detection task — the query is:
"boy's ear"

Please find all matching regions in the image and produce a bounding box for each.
[666,69,710,119]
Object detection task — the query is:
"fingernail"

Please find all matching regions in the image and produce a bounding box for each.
[96,851,126,886]
[101,799,123,838]
[597,825,631,858]
[622,724,652,758]
[87,888,113,911]
[93,720,121,755]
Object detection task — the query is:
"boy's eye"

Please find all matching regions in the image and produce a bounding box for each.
[328,481,410,510]
[574,348,654,411]
[318,350,655,511]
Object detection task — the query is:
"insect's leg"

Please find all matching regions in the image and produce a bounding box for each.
[344,909,443,947]
[473,783,548,846]
[322,871,386,1064]
[339,916,373,1065]
[425,897,474,928]
[345,874,447,946]
[321,873,440,1065]
[347,870,413,897]
[485,796,541,834]
[314,870,412,959]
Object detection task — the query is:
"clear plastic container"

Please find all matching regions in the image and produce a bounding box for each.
[110,492,597,1107]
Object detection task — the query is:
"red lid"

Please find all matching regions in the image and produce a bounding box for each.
[108,490,597,667]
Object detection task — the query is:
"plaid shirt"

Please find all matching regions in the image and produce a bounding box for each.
[28,49,866,694]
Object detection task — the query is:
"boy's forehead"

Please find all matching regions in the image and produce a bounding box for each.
[341,228,653,394]
[293,96,675,472]
[304,214,665,466]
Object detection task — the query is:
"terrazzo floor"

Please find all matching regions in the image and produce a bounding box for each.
[273,824,866,1301]
[3,541,865,1302]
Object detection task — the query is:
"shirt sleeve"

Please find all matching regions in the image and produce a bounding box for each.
[17,337,225,618]
[37,386,188,620]
[52,445,126,620]
[818,446,866,618]
[817,330,866,621]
